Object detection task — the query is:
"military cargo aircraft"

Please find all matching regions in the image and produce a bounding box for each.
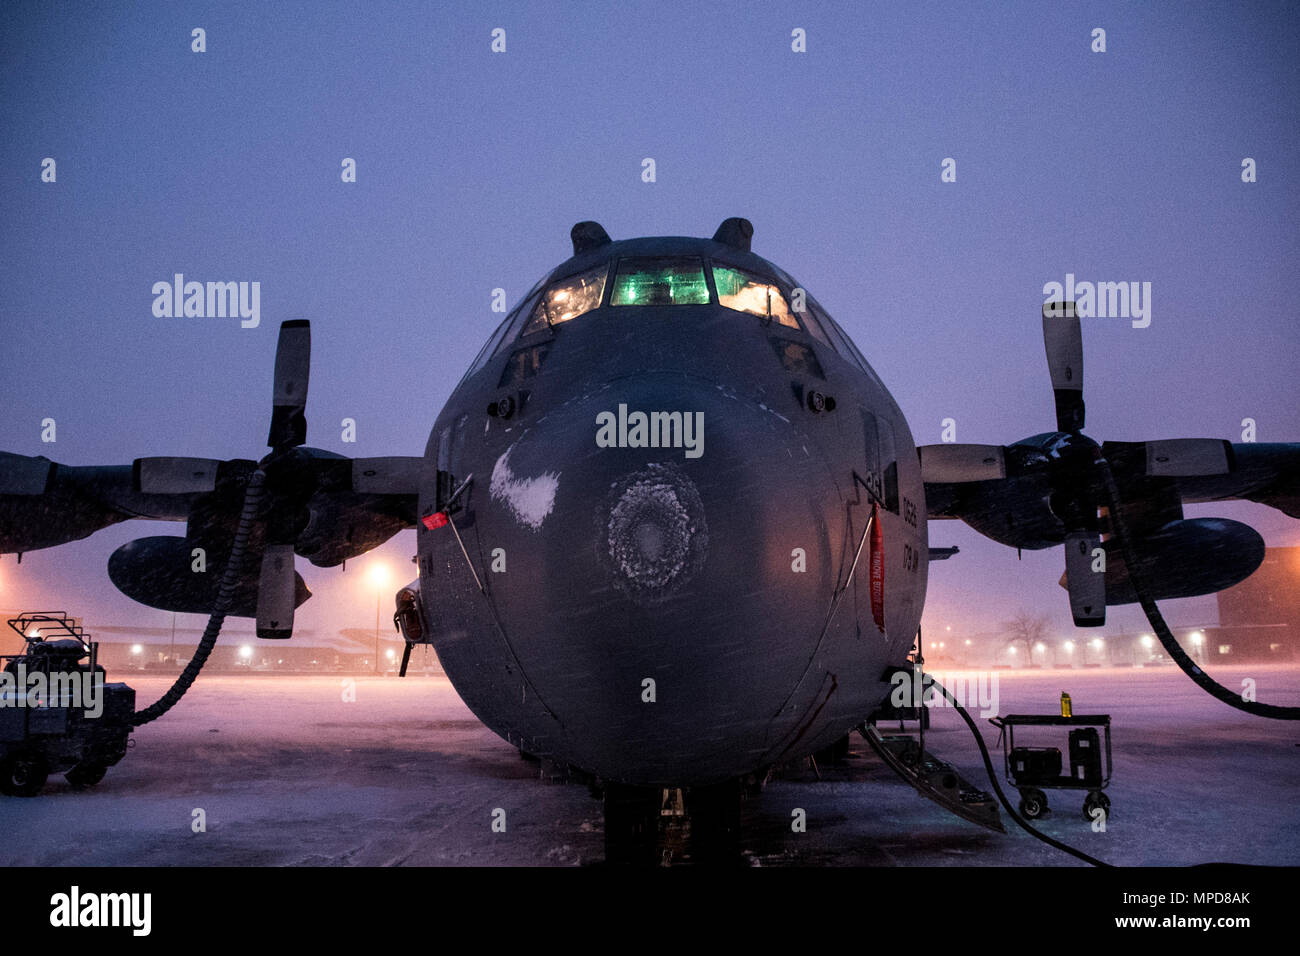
[2,218,1296,859]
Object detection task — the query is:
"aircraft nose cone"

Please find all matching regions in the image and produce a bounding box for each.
[458,373,846,785]
[600,462,708,604]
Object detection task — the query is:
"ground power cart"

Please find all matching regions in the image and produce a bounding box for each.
[0,612,135,796]
[989,713,1112,821]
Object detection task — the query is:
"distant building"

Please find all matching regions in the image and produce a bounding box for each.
[0,609,442,674]
[1206,547,1297,662]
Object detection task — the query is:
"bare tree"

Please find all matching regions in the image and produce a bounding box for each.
[1002,608,1049,663]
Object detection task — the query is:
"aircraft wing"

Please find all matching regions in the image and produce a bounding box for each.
[0,321,423,637]
[915,303,1299,627]
[922,439,1300,541]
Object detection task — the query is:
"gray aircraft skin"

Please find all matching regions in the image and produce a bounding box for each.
[2,217,1297,797]
[417,222,925,786]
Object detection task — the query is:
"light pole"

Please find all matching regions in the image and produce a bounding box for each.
[1139,634,1154,664]
[369,563,391,674]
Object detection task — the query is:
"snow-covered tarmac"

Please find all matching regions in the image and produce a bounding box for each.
[2,664,1296,866]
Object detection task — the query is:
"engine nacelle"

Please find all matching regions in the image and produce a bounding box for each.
[108,535,311,618]
[1061,518,1266,605]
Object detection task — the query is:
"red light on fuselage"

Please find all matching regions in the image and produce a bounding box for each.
[422,511,449,530]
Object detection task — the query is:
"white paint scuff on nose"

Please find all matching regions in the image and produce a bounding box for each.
[490,445,560,531]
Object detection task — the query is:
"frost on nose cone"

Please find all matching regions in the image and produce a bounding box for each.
[469,377,841,785]
[489,445,560,531]
[599,462,708,605]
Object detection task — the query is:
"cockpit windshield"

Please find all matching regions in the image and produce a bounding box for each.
[461,250,869,387]
[610,256,710,306]
[713,265,798,328]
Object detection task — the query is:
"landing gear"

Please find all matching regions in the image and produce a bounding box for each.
[602,783,662,866]
[1018,787,1048,820]
[601,778,747,866]
[686,778,743,866]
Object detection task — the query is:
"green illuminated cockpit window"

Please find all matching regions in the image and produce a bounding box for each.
[521,262,609,336]
[610,257,710,306]
[713,265,798,328]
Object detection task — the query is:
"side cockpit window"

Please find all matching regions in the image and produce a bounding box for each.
[814,304,870,373]
[460,313,514,385]
[792,300,833,347]
[610,257,710,306]
[521,262,608,336]
[713,265,799,328]
[458,277,547,384]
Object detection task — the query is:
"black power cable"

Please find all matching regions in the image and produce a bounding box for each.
[925,674,1112,868]
[1096,458,1300,721]
[131,470,266,726]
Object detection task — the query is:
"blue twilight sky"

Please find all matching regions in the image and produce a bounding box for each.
[0,1,1297,648]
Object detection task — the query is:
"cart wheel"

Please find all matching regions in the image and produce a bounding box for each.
[0,750,49,797]
[1083,791,1110,822]
[1018,788,1048,820]
[65,762,108,790]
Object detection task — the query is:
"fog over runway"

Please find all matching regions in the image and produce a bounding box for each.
[1,665,1296,866]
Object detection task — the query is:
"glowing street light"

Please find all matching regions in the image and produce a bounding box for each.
[1140,635,1154,649]
[370,562,392,674]
[130,644,143,655]
[239,645,253,660]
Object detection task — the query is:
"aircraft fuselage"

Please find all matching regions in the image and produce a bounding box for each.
[415,232,928,787]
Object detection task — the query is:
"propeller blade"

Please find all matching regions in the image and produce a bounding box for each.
[255,543,297,639]
[1042,302,1084,432]
[918,444,1007,484]
[267,320,311,449]
[134,457,222,494]
[1063,531,1106,626]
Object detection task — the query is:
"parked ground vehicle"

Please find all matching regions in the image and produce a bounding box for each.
[990,713,1113,821]
[0,612,134,796]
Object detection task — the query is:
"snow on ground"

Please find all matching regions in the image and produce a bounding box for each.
[1,664,1296,866]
